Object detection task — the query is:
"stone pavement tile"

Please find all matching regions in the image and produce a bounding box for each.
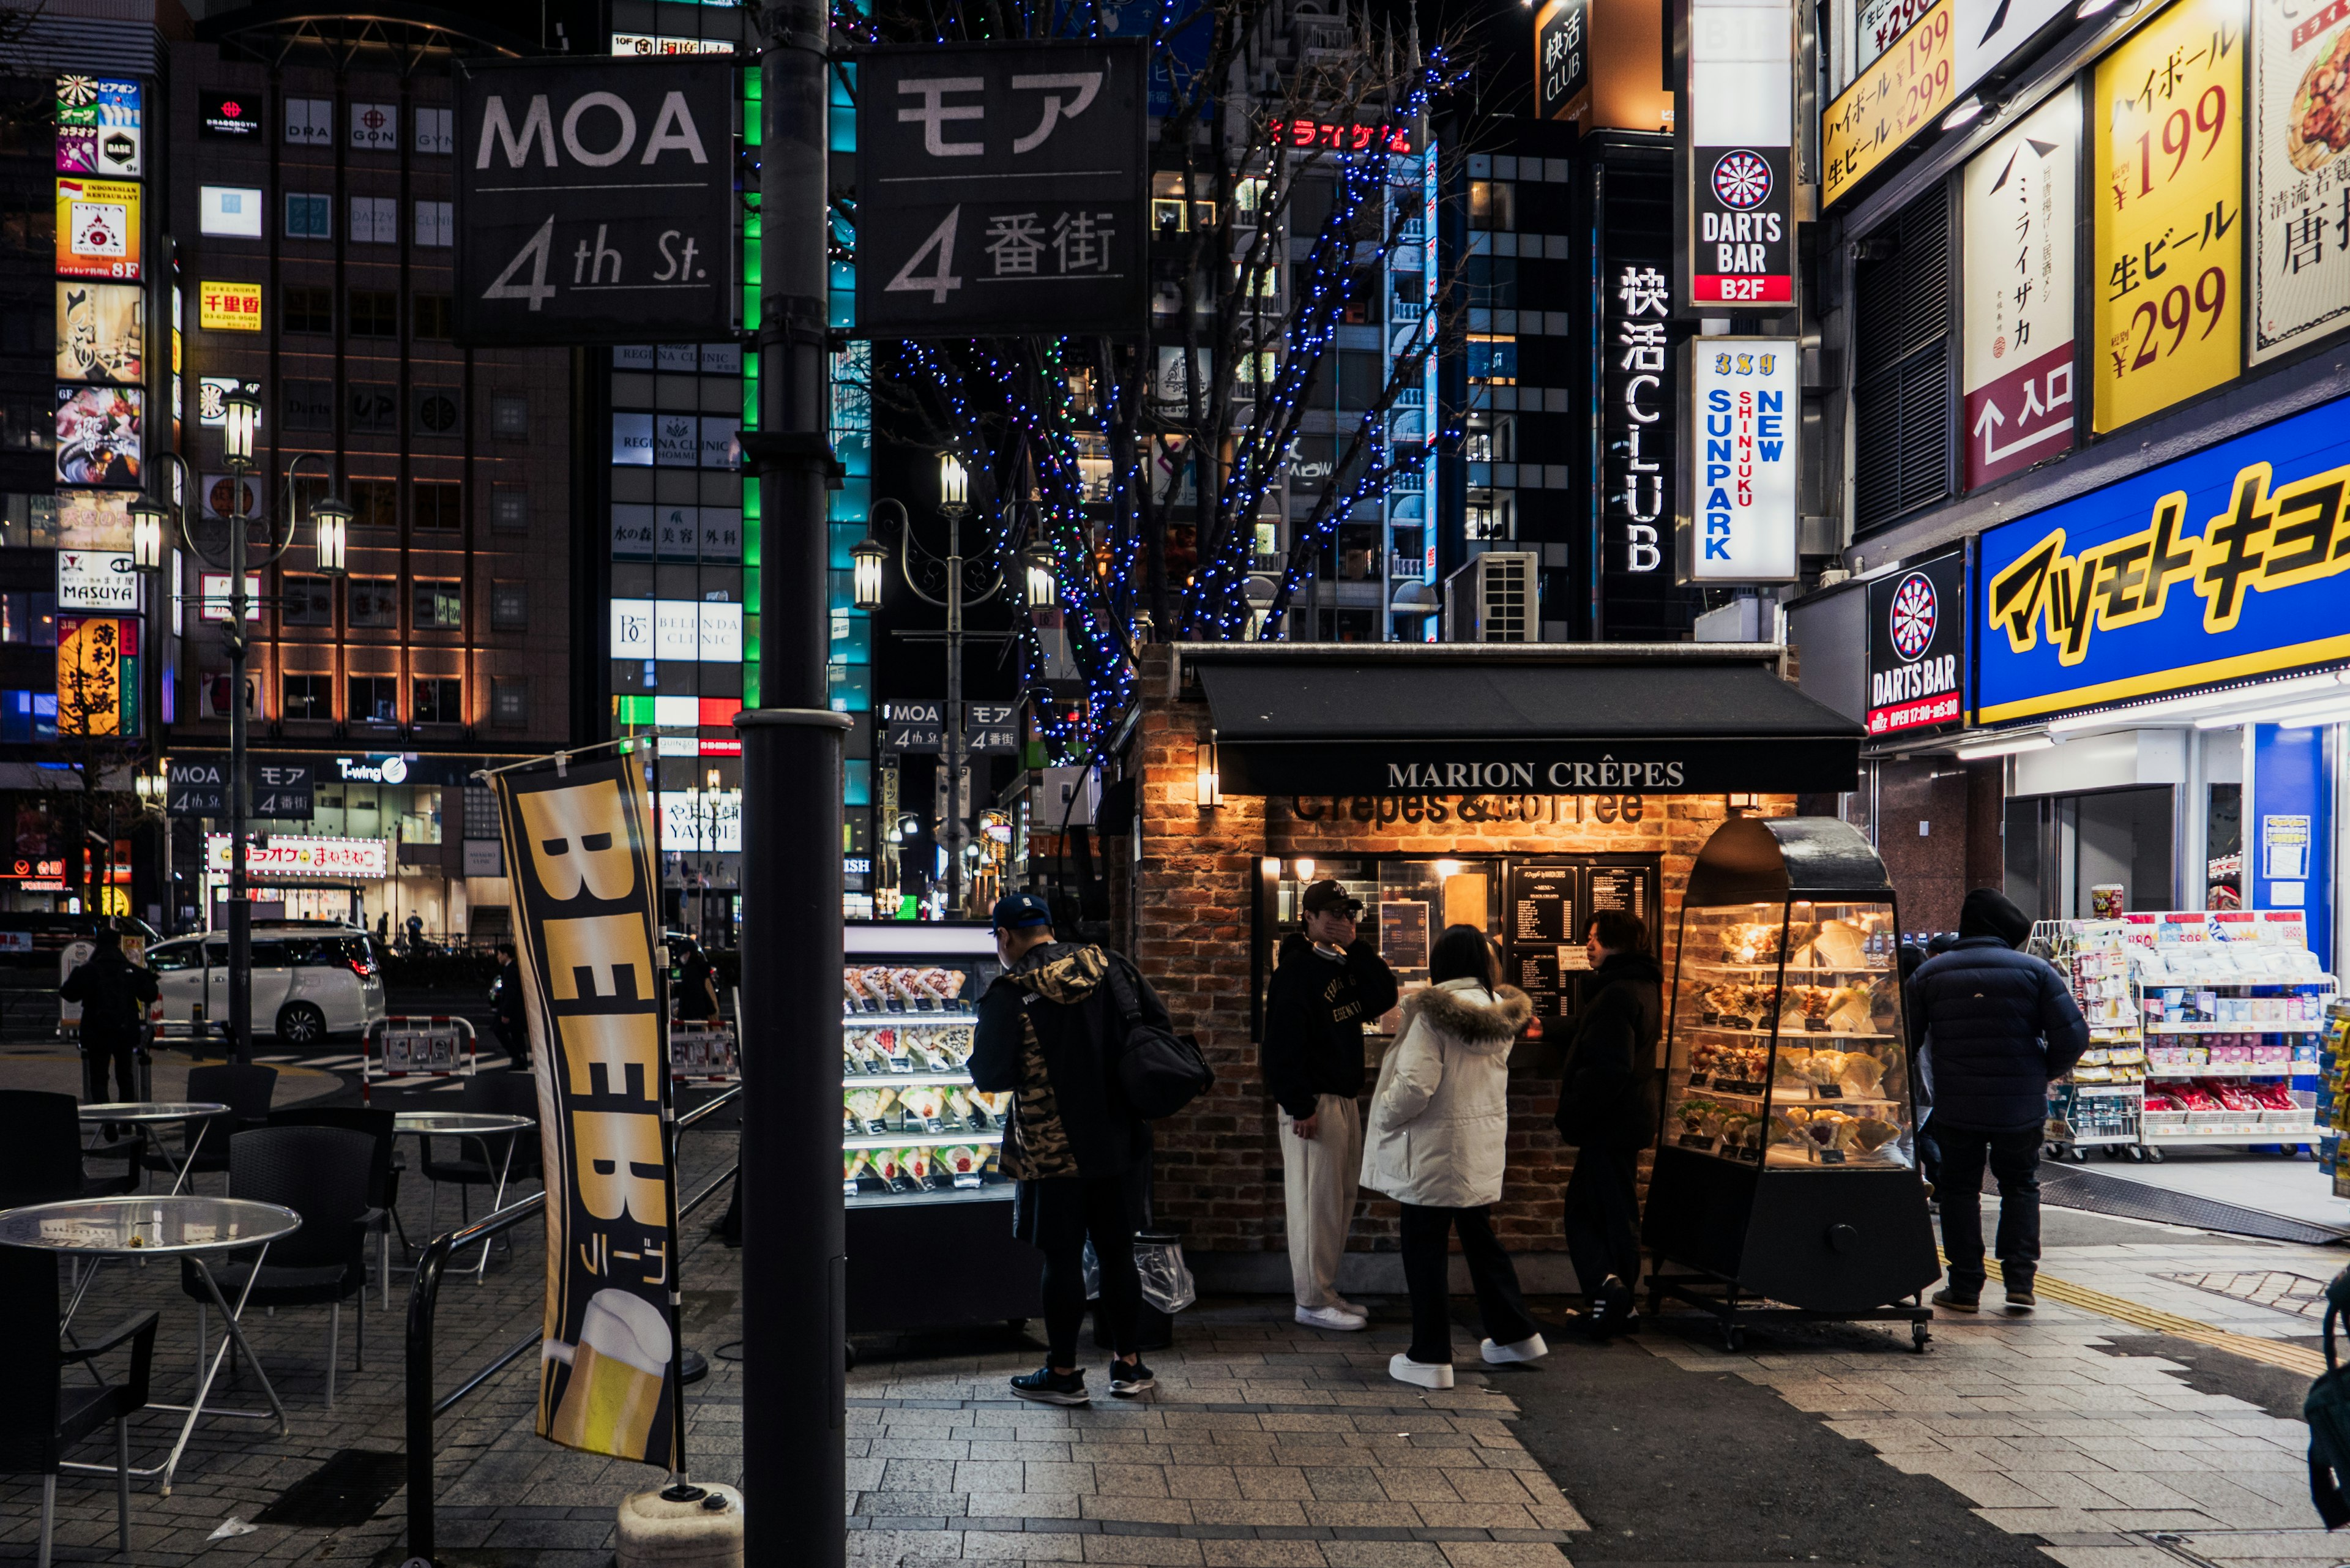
[2155,1471,2326,1528]
[1928,1469,2054,1509]
[1299,1501,1422,1528]
[1079,1533,1208,1564]
[1236,1468,1316,1501]
[1433,1544,1569,1568]
[964,1529,1090,1561]
[2039,1547,2199,1568]
[1410,1503,1539,1531]
[1973,1506,2202,1534]
[1093,1464,1175,1498]
[1371,1470,1460,1504]
[968,1491,1083,1518]
[1083,1496,1197,1524]
[1302,1467,1387,1501]
[1191,1500,1311,1526]
[1198,1541,1338,1567]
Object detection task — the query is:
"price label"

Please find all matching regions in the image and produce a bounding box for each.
[1823,0,1958,207]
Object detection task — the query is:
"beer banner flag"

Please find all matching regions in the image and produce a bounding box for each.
[491,755,685,1467]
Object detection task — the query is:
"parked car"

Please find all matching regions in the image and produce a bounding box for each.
[144,924,387,1045]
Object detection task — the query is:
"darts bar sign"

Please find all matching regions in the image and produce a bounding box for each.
[1683,0,1795,308]
[1865,548,1966,736]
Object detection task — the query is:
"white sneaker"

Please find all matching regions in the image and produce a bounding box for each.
[1296,1304,1368,1332]
[1481,1333,1548,1364]
[1330,1294,1366,1316]
[1389,1352,1455,1389]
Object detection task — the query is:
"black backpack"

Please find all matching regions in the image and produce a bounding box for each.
[2307,1267,2350,1526]
[1105,958,1212,1119]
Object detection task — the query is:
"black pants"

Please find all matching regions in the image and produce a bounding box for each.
[82,1034,138,1103]
[1020,1175,1141,1367]
[1916,1121,1943,1191]
[1398,1203,1539,1365]
[1561,1146,1641,1299]
[1935,1121,2042,1294]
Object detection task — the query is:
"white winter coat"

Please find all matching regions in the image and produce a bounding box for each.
[1358,979,1533,1209]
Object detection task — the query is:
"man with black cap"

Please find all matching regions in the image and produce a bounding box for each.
[1908,888,2087,1313]
[1263,879,1399,1331]
[60,923,157,1107]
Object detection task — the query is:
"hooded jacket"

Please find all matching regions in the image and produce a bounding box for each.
[1359,979,1533,1209]
[1554,950,1663,1149]
[970,940,1169,1181]
[59,944,157,1047]
[1907,936,2087,1132]
[1262,933,1401,1121]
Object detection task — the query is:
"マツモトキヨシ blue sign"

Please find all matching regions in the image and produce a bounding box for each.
[1975,392,2350,725]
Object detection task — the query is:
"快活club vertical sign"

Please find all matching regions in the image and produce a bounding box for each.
[1684,0,1795,307]
[1960,90,2080,490]
[491,755,685,1468]
[1865,548,1966,736]
[854,42,1147,338]
[1535,0,1592,121]
[453,57,733,345]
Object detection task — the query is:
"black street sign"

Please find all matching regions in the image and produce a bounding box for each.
[966,704,1018,753]
[882,701,1020,753]
[250,760,315,820]
[166,755,315,818]
[453,58,734,345]
[855,42,1147,339]
[166,757,227,815]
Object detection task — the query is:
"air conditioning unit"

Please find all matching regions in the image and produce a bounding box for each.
[1442,551,1539,643]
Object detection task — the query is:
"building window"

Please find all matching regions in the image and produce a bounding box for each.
[414,201,452,247]
[200,186,264,238]
[1,590,58,645]
[412,480,462,529]
[413,106,453,155]
[413,580,462,630]
[1853,185,1956,532]
[349,676,399,724]
[349,290,398,337]
[1,394,50,452]
[284,193,331,240]
[491,678,528,728]
[351,479,397,531]
[412,678,462,725]
[282,379,333,431]
[414,390,461,439]
[492,487,528,533]
[349,195,397,245]
[283,286,332,335]
[491,395,528,439]
[1469,179,1516,232]
[349,384,396,434]
[491,582,528,630]
[413,293,453,340]
[281,576,333,625]
[349,577,398,627]
[0,494,58,549]
[286,97,334,146]
[282,673,331,720]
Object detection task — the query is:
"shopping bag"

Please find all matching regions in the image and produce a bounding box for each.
[1136,1231,1196,1315]
[2304,1267,2350,1527]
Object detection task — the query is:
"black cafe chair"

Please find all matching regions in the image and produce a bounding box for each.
[422,1074,540,1274]
[143,1062,277,1189]
[267,1107,400,1307]
[0,1090,140,1207]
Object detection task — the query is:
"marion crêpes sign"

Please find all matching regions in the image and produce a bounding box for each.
[491,755,685,1467]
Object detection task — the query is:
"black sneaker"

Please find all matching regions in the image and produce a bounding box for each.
[1009,1365,1089,1406]
[1108,1358,1155,1397]
[1931,1286,1979,1313]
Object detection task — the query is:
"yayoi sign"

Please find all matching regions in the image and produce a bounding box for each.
[1976,391,2350,723]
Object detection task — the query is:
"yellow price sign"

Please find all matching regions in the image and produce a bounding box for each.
[1822,0,1957,208]
[2092,0,2247,432]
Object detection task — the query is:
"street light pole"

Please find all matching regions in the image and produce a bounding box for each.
[941,463,968,919]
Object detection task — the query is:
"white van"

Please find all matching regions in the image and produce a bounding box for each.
[146,925,387,1045]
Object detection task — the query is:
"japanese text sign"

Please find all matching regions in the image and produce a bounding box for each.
[198,281,262,332]
[854,42,1147,338]
[1680,338,1799,581]
[1687,0,1796,305]
[54,179,141,280]
[1974,390,2350,723]
[1824,0,1957,207]
[56,616,136,737]
[55,76,140,178]
[205,834,386,876]
[1608,264,1673,574]
[2092,0,2247,433]
[1963,91,2081,490]
[2251,0,2350,362]
[1537,0,1592,121]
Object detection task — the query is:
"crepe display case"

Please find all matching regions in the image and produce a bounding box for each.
[1642,818,1940,1351]
[841,924,1042,1333]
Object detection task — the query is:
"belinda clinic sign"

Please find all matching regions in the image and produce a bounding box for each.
[1975,393,2350,725]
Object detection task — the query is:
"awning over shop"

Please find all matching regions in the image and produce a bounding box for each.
[1184,644,1863,796]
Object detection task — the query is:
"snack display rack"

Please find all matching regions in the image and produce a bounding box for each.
[2029,921,2146,1160]
[840,923,1040,1332]
[1643,818,1939,1353]
[2319,1001,2350,1197]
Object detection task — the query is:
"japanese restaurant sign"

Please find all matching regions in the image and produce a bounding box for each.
[1962,91,2081,490]
[56,616,136,736]
[2251,0,2350,363]
[2091,0,2246,433]
[491,756,684,1468]
[1685,0,1796,305]
[54,178,141,280]
[1824,0,1957,207]
[1680,338,1799,581]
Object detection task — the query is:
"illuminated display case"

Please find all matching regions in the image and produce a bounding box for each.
[1641,818,1939,1351]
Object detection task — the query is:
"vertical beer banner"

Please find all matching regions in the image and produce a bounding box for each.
[2250,0,2350,363]
[2092,0,2247,432]
[494,755,685,1467]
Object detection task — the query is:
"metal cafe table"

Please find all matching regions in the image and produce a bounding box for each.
[79,1102,232,1195]
[0,1195,300,1495]
[390,1111,535,1282]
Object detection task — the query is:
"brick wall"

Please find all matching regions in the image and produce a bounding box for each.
[1119,646,1795,1258]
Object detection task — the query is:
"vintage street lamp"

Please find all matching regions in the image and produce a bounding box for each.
[938,451,968,516]
[851,532,887,613]
[1020,539,1058,608]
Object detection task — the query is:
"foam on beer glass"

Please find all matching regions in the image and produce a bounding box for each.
[545,1287,672,1455]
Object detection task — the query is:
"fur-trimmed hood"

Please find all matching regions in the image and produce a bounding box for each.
[1400,978,1532,1055]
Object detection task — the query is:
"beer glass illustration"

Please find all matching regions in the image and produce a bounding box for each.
[543,1288,671,1455]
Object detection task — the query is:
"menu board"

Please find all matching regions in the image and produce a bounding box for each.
[2250,0,2350,363]
[1512,864,1576,944]
[1589,864,1657,938]
[1379,899,1431,974]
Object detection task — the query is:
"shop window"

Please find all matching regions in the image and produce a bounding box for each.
[413,200,453,248]
[349,676,400,725]
[284,192,331,240]
[491,582,528,630]
[1,590,56,645]
[349,384,396,434]
[492,678,528,727]
[415,389,460,439]
[280,577,333,626]
[401,786,443,843]
[1468,179,1515,232]
[282,285,332,335]
[413,293,453,340]
[349,196,397,245]
[0,493,57,548]
[1466,335,1517,386]
[349,578,398,627]
[1335,523,1382,581]
[351,479,397,531]
[412,678,462,725]
[412,481,462,530]
[282,673,330,720]
[349,289,398,337]
[413,580,462,630]
[491,395,528,439]
[1853,184,1955,532]
[1,391,50,451]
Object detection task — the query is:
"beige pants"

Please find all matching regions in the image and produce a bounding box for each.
[1279,1093,1363,1309]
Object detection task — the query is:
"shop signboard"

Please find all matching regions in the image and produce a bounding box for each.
[55,77,140,178]
[204,835,388,878]
[54,386,140,487]
[56,548,136,612]
[1684,0,1795,307]
[1975,389,2350,723]
[1865,548,1966,736]
[881,700,1018,753]
[54,178,141,280]
[54,282,142,384]
[1823,0,1958,207]
[198,89,262,140]
[1606,266,1672,575]
[1680,338,1799,581]
[167,756,228,815]
[1961,91,2080,490]
[1843,0,2076,95]
[172,753,316,816]
[2091,0,2245,433]
[1536,0,1592,121]
[2250,0,2350,363]
[56,616,135,737]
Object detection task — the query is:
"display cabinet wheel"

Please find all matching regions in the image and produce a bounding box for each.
[2144,1147,2165,1163]
[2070,1146,2091,1163]
[1911,1321,1930,1353]
[1721,1323,1746,1352]
[2124,1145,2146,1162]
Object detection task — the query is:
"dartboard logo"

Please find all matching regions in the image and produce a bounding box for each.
[1710,150,1772,212]
[1889,571,1937,661]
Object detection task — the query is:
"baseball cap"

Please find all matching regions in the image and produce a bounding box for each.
[1300,879,1363,918]
[990,891,1054,933]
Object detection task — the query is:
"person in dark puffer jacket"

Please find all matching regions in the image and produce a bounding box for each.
[1907,888,2087,1313]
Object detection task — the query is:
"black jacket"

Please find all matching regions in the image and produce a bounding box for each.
[1261,935,1400,1121]
[1555,950,1662,1149]
[677,949,719,1020]
[494,960,527,1030]
[60,946,158,1047]
[1907,936,2089,1132]
[970,941,1170,1179]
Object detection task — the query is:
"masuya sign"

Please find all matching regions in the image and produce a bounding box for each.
[453,58,733,345]
[855,42,1147,338]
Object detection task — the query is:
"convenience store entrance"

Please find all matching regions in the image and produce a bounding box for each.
[2004,785,2177,920]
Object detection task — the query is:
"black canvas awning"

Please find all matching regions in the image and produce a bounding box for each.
[1185,644,1863,796]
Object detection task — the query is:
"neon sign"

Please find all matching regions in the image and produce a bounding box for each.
[1266,119,1414,154]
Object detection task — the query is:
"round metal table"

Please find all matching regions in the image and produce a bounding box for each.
[78,1102,231,1197]
[0,1195,300,1494]
[392,1112,535,1283]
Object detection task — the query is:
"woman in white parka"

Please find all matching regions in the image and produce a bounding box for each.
[1362,924,1549,1389]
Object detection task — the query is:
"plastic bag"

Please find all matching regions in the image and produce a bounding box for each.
[1080,1234,1196,1315]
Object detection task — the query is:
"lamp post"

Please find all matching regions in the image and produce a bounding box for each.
[130,392,350,1059]
[849,458,1004,919]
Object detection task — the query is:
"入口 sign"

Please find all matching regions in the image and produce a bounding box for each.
[1680,339,1799,581]
[1962,93,2080,490]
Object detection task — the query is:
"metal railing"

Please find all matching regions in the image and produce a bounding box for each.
[403,1083,742,1566]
